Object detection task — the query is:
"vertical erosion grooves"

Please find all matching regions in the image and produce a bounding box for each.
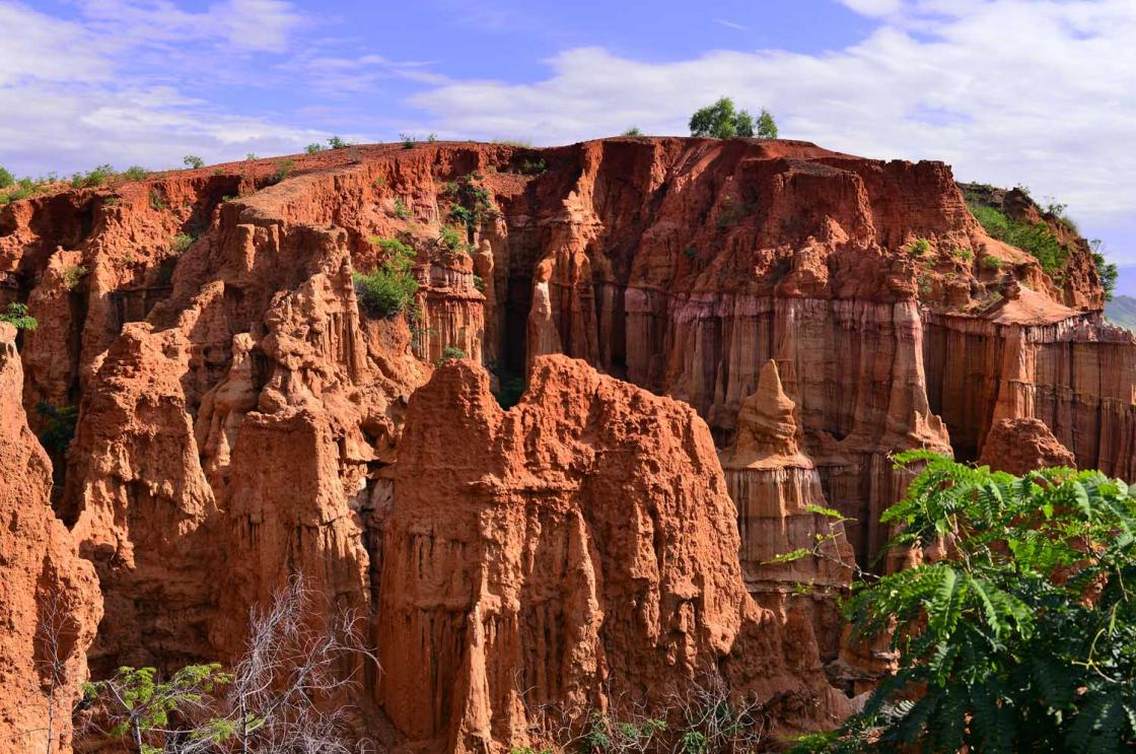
[924,311,1136,478]
[0,324,102,754]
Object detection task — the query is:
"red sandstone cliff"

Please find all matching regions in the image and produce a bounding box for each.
[0,323,102,754]
[0,136,1131,752]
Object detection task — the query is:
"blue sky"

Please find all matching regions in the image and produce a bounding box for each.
[3,0,1135,294]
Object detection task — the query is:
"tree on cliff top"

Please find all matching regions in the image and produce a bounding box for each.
[689,98,778,140]
[795,452,1136,753]
[689,97,754,139]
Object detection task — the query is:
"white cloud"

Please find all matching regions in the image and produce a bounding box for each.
[0,0,320,174]
[839,0,904,16]
[409,0,1136,262]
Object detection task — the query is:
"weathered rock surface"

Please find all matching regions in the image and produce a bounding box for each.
[381,355,848,751]
[0,323,102,754]
[0,136,1131,752]
[977,417,1077,475]
[720,360,856,664]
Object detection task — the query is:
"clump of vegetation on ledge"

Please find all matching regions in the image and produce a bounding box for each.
[794,452,1136,753]
[354,236,418,318]
[0,302,38,331]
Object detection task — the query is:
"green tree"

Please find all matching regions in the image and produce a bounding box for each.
[183,155,205,169]
[84,664,231,754]
[756,108,778,139]
[0,165,14,188]
[798,452,1136,753]
[689,97,756,139]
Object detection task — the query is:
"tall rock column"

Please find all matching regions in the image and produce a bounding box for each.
[0,323,102,754]
[719,360,855,662]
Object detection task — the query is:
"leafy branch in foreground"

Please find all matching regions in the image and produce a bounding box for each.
[81,577,374,753]
[795,452,1136,753]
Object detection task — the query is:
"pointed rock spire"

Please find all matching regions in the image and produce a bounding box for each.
[721,360,813,469]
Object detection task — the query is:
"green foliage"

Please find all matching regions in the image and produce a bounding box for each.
[689,97,758,139]
[0,302,37,331]
[439,224,469,255]
[354,237,418,318]
[447,173,495,231]
[84,663,231,752]
[905,238,931,256]
[0,165,13,188]
[473,274,485,293]
[809,453,1136,753]
[149,188,166,211]
[121,166,148,181]
[518,157,547,175]
[981,255,1002,271]
[756,108,778,139]
[328,135,349,149]
[305,143,324,154]
[1091,239,1119,301]
[171,233,195,254]
[399,133,416,149]
[63,264,89,290]
[2,177,47,203]
[71,164,115,188]
[393,197,410,219]
[272,159,294,183]
[183,155,205,169]
[622,127,643,136]
[951,247,974,263]
[969,202,1067,274]
[36,402,78,457]
[246,153,257,161]
[439,345,466,363]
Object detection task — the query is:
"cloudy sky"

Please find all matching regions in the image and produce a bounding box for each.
[3,0,1134,293]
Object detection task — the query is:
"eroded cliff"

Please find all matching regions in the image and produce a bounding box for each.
[0,136,1131,752]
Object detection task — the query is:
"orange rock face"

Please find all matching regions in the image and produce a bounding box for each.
[380,356,848,751]
[0,136,1131,752]
[978,417,1077,475]
[0,323,102,754]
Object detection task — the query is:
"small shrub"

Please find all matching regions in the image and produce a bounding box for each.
[905,238,931,256]
[62,265,88,290]
[149,188,166,211]
[981,255,1002,271]
[393,197,410,219]
[0,302,37,331]
[246,153,258,161]
[427,133,438,142]
[171,233,195,254]
[518,157,546,175]
[71,164,115,188]
[305,143,324,155]
[183,155,205,169]
[623,127,643,136]
[120,166,148,181]
[273,159,294,183]
[951,247,974,262]
[327,136,348,150]
[0,165,13,188]
[355,237,418,318]
[439,225,468,254]
[439,345,465,363]
[472,274,485,293]
[399,133,416,149]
